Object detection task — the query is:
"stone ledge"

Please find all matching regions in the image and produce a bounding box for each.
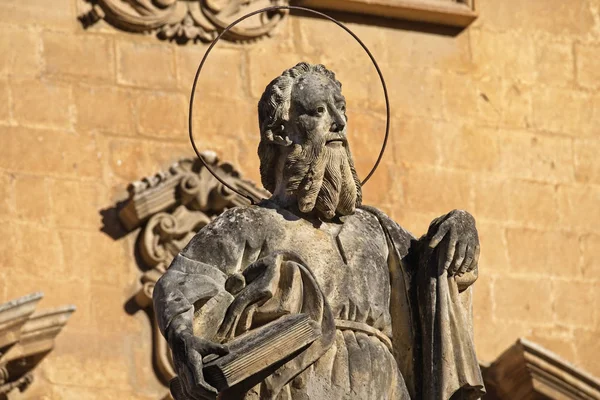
[297,0,478,28]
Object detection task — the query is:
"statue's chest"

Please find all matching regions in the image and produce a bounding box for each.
[264,212,391,317]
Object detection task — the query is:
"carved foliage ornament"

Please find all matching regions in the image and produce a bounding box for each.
[81,0,288,42]
[119,151,269,384]
[79,0,477,43]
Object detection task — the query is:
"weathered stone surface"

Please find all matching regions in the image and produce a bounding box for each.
[0,79,8,123]
[582,234,600,279]
[574,329,600,377]
[75,84,135,134]
[43,32,114,81]
[558,185,600,233]
[1,0,600,397]
[178,47,243,96]
[0,24,42,78]
[439,125,500,171]
[116,41,177,89]
[506,181,559,228]
[134,91,187,139]
[472,179,510,222]
[476,0,594,35]
[11,80,73,129]
[532,87,594,136]
[575,42,600,90]
[535,40,574,85]
[494,277,553,323]
[553,281,596,328]
[506,228,580,277]
[14,175,51,222]
[471,29,536,83]
[50,179,104,229]
[0,126,103,178]
[497,130,573,184]
[0,0,75,29]
[154,63,484,400]
[475,223,509,273]
[574,138,600,185]
[403,167,472,215]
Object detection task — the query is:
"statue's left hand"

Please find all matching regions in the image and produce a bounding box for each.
[426,210,480,277]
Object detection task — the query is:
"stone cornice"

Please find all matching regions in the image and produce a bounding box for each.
[297,0,477,28]
[483,338,600,400]
[0,294,75,398]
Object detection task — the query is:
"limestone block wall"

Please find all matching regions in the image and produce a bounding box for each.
[0,0,598,398]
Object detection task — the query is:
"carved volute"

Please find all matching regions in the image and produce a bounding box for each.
[80,0,289,42]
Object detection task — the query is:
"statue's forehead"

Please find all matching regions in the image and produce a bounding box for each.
[291,73,344,106]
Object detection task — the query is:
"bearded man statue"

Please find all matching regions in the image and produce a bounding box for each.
[153,63,486,400]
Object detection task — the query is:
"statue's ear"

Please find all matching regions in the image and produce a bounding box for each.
[263,124,292,147]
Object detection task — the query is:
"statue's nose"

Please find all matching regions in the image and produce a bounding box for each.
[330,111,346,133]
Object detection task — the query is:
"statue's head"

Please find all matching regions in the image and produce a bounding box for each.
[258,62,362,220]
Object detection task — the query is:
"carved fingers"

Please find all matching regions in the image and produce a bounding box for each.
[427,210,480,278]
[456,244,480,276]
[170,332,229,400]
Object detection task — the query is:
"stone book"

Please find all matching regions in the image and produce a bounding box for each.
[203,313,321,392]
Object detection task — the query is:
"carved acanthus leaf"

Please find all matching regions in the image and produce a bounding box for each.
[81,0,288,42]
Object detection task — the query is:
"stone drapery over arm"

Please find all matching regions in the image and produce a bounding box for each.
[153,207,336,398]
[153,207,254,342]
[362,206,485,400]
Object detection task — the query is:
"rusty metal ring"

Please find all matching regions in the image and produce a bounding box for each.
[189,5,391,205]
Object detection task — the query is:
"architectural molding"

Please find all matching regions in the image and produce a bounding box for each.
[80,0,289,42]
[297,0,478,28]
[119,151,269,385]
[0,293,75,399]
[79,0,477,42]
[482,338,600,400]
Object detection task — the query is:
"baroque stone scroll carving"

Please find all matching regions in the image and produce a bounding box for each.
[118,151,269,384]
[80,0,289,42]
[0,293,75,399]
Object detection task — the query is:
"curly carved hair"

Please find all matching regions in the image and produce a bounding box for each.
[257,62,342,192]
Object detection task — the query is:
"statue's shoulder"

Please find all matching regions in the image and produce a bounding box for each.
[183,204,274,256]
[358,205,416,257]
[207,203,275,231]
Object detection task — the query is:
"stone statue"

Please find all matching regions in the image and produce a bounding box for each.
[153,62,486,400]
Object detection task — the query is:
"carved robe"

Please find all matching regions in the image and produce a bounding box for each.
[153,201,485,399]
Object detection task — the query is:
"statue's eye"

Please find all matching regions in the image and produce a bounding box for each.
[316,106,326,114]
[338,104,346,112]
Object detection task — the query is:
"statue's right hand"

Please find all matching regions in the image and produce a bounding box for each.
[169,330,229,400]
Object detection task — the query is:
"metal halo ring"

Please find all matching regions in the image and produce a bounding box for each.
[189,5,391,205]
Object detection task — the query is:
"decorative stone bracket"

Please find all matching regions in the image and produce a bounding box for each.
[0,293,75,399]
[118,151,268,384]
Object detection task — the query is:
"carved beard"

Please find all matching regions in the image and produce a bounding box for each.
[283,136,362,220]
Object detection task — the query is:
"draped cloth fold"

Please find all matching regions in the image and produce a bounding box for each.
[417,245,485,400]
[363,206,485,400]
[198,252,337,399]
